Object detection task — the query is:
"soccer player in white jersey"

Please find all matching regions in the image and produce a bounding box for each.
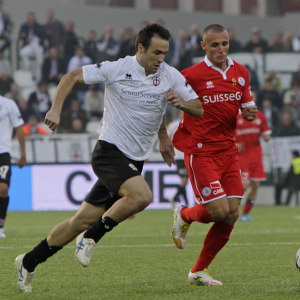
[15,23,203,293]
[0,96,26,238]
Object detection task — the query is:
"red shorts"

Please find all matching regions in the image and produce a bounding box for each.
[184,148,244,204]
[238,153,266,183]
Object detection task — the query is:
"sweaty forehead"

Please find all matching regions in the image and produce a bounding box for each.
[149,36,169,51]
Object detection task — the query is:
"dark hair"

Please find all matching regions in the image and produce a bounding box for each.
[292,150,300,157]
[135,23,171,52]
[203,24,226,38]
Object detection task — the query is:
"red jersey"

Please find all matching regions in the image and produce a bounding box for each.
[173,56,254,154]
[235,110,271,157]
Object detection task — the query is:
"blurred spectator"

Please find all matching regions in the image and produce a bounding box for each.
[67,47,92,104]
[71,118,86,133]
[269,32,284,52]
[0,0,13,53]
[44,9,65,56]
[263,70,282,92]
[17,98,32,123]
[19,12,45,82]
[291,63,300,87]
[172,29,192,71]
[156,19,174,64]
[261,98,279,129]
[292,28,300,52]
[83,84,104,119]
[228,27,242,53]
[84,30,98,63]
[23,115,48,135]
[256,79,282,110]
[188,24,204,57]
[272,112,300,137]
[282,80,300,106]
[115,27,126,60]
[27,82,51,121]
[42,47,65,85]
[244,64,260,92]
[117,27,135,59]
[60,99,86,133]
[0,70,13,95]
[275,150,300,205]
[244,27,269,53]
[0,50,10,75]
[283,94,300,128]
[4,83,21,103]
[282,32,293,52]
[67,47,92,73]
[63,20,79,65]
[97,27,119,62]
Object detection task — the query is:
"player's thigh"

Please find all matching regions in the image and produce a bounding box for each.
[118,175,152,202]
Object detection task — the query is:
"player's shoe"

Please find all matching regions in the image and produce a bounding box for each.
[172,205,190,249]
[0,228,6,238]
[15,254,35,293]
[75,231,96,267]
[188,268,223,286]
[240,214,253,222]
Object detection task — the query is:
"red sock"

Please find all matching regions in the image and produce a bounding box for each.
[181,203,213,224]
[191,220,234,273]
[242,199,254,215]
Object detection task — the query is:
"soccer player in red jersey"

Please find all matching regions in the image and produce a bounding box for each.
[171,24,257,286]
[236,93,271,222]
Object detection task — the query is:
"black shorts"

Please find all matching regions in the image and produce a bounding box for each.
[85,140,144,207]
[0,152,12,186]
[176,159,188,177]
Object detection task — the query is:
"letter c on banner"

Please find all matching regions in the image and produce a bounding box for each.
[66,171,91,205]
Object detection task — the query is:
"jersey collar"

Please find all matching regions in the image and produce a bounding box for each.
[204,55,234,79]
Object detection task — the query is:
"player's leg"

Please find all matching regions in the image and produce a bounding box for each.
[15,200,105,293]
[240,180,260,221]
[187,151,243,286]
[76,141,151,266]
[0,152,12,238]
[188,197,240,286]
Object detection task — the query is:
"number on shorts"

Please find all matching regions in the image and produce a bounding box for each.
[0,165,9,179]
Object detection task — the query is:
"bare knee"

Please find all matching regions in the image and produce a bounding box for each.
[208,206,229,221]
[132,189,153,212]
[0,184,9,198]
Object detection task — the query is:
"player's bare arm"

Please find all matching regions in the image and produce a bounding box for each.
[15,125,26,168]
[241,105,257,122]
[166,91,203,117]
[45,67,85,133]
[158,115,176,167]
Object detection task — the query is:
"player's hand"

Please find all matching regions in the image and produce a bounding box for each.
[45,108,60,134]
[158,135,176,167]
[236,143,244,153]
[241,105,257,122]
[18,155,26,168]
[166,91,182,109]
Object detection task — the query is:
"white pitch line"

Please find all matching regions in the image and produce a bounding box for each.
[0,241,300,250]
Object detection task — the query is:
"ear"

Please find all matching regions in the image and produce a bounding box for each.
[137,43,144,53]
[201,41,206,51]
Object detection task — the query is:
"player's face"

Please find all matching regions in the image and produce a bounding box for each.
[138,36,169,76]
[201,30,229,70]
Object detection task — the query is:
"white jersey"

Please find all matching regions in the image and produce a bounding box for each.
[167,119,184,160]
[0,96,24,155]
[83,55,198,160]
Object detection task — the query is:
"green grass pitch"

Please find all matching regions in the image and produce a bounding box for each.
[1,206,300,299]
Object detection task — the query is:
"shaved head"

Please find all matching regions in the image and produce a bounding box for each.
[203,24,227,42]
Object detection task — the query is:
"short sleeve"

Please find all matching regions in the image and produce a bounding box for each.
[9,100,24,128]
[170,68,198,102]
[82,61,116,85]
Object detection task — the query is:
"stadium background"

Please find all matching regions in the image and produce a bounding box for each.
[5,0,300,210]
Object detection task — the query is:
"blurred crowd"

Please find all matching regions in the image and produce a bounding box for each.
[1,1,300,136]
